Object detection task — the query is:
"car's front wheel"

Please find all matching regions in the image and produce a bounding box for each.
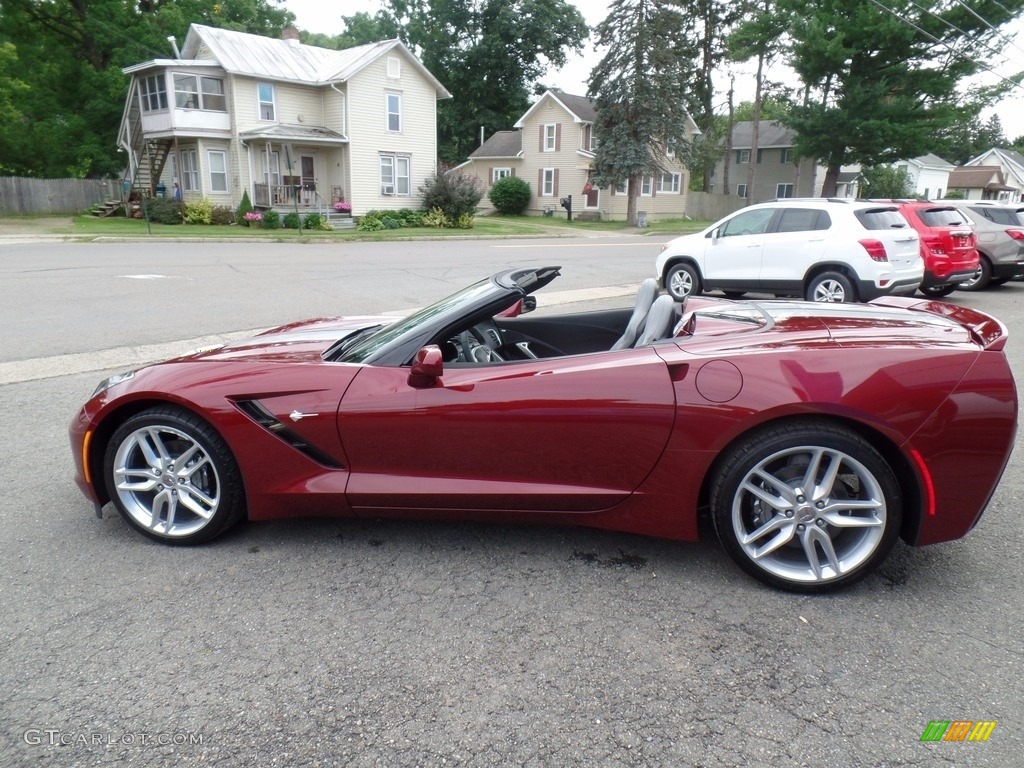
[710,422,902,592]
[806,272,856,302]
[958,255,992,291]
[103,406,246,544]
[665,262,702,300]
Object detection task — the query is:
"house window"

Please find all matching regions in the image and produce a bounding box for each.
[657,173,681,193]
[641,176,654,196]
[542,168,556,196]
[493,167,512,183]
[781,147,792,164]
[200,77,226,111]
[777,183,794,198]
[737,184,748,198]
[380,154,411,195]
[581,125,598,153]
[756,149,763,164]
[174,75,199,108]
[180,149,199,192]
[387,56,401,79]
[737,149,751,164]
[543,124,556,152]
[257,82,275,121]
[386,92,402,132]
[207,150,228,193]
[139,75,167,112]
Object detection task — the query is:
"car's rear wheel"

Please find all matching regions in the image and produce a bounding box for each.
[958,255,992,291]
[666,262,701,300]
[806,272,856,302]
[710,422,902,593]
[919,284,957,298]
[104,406,246,544]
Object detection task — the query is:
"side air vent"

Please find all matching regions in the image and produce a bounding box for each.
[235,400,344,469]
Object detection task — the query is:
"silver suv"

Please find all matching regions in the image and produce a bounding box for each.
[934,201,1024,290]
[656,199,923,302]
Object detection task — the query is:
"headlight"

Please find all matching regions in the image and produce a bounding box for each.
[92,371,135,398]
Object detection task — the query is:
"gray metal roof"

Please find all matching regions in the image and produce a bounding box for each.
[469,131,523,159]
[239,124,348,144]
[178,24,450,96]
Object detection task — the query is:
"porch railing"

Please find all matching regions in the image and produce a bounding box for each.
[253,182,319,208]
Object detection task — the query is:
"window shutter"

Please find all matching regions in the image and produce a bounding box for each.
[489,168,493,184]
[539,126,544,152]
[538,169,543,194]
[554,168,559,197]
[736,150,741,164]
[511,168,516,177]
[555,124,561,151]
[757,149,763,164]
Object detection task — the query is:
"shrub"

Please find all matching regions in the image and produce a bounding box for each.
[211,205,234,225]
[455,213,475,229]
[397,208,425,227]
[144,197,184,225]
[419,170,483,221]
[304,213,332,231]
[263,209,281,229]
[183,198,215,225]
[488,176,531,214]
[236,190,254,222]
[357,215,384,231]
[382,216,401,229]
[422,207,450,228]
[282,212,301,229]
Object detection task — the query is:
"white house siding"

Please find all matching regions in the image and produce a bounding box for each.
[346,53,439,215]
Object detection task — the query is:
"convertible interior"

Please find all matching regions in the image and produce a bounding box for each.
[439,278,685,364]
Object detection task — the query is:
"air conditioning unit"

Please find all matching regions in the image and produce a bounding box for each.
[381,185,395,196]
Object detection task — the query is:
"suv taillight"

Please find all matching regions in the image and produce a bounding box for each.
[1007,229,1024,241]
[859,239,889,262]
[921,236,945,254]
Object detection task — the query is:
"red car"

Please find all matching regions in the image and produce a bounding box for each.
[891,201,978,297]
[69,267,1017,592]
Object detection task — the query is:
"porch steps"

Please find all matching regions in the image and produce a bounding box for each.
[326,212,355,230]
[89,200,124,217]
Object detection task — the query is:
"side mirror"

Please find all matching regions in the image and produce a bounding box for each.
[709,227,720,242]
[408,345,443,388]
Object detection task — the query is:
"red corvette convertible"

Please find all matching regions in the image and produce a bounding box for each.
[70,267,1017,592]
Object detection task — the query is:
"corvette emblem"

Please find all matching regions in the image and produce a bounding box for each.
[289,410,318,422]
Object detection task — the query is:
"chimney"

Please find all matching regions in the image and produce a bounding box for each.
[282,27,300,46]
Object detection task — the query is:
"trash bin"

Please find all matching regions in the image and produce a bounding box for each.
[156,182,167,198]
[637,211,648,228]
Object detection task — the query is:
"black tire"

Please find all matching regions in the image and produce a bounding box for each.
[958,255,992,291]
[710,421,902,593]
[722,290,746,299]
[919,284,957,298]
[806,271,856,303]
[990,277,1011,286]
[665,262,702,300]
[103,406,246,544]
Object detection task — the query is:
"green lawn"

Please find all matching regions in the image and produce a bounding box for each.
[3,213,710,240]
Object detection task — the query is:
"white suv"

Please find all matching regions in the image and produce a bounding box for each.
[656,199,923,302]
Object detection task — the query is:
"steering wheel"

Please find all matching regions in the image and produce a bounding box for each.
[456,324,504,363]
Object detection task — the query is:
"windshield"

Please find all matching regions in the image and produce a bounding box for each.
[337,278,497,363]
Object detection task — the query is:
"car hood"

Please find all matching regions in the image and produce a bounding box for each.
[174,316,397,364]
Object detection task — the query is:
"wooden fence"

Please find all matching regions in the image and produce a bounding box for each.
[0,176,119,215]
[684,190,747,222]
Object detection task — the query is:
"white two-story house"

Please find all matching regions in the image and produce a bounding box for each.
[457,90,698,221]
[118,24,450,216]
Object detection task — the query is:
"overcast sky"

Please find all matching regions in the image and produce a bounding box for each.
[284,0,1024,142]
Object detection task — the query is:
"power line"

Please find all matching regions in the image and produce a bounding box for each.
[947,0,1024,58]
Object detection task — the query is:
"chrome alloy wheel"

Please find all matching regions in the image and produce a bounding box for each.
[668,269,694,298]
[112,424,222,538]
[811,278,847,302]
[730,445,887,584]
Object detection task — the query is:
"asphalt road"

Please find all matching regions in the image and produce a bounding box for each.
[1,238,1022,767]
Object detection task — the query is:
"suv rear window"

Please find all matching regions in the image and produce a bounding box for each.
[970,207,1023,226]
[776,208,831,233]
[918,207,970,227]
[854,208,908,231]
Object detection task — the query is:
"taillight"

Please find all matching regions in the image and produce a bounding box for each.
[859,239,889,261]
[921,236,945,255]
[1006,229,1024,241]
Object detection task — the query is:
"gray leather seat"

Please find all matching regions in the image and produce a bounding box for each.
[611,278,659,350]
[635,294,679,346]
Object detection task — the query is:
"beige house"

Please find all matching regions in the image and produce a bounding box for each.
[118,24,450,217]
[456,90,698,222]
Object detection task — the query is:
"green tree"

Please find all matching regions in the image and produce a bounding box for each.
[375,0,587,165]
[860,166,914,199]
[774,0,1024,196]
[0,0,294,178]
[587,0,699,225]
